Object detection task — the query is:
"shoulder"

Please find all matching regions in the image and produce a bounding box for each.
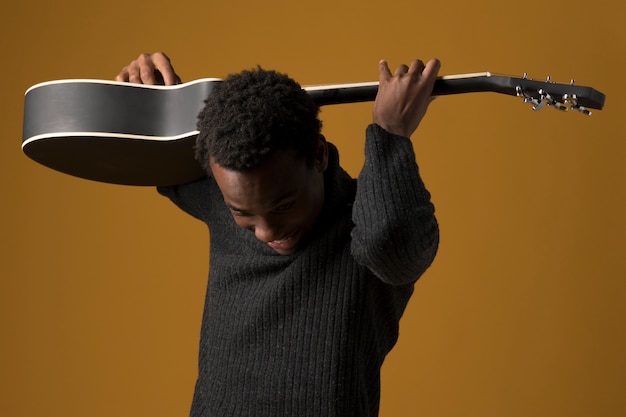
[156,176,221,221]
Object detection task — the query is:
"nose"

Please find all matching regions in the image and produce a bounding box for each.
[251,218,282,243]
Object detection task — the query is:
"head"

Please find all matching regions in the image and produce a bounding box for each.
[195,67,328,255]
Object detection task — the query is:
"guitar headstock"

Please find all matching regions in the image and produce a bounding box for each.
[511,73,606,115]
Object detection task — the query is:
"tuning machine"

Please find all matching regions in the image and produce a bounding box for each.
[516,74,546,111]
[516,75,591,115]
[516,84,549,111]
[563,84,592,115]
[542,89,569,112]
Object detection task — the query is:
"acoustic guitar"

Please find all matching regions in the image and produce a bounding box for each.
[22,73,606,186]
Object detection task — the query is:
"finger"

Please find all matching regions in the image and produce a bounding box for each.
[423,58,441,76]
[123,63,143,84]
[394,64,410,76]
[378,59,392,82]
[407,59,426,75]
[420,58,441,88]
[151,52,180,85]
[115,68,130,82]
[128,65,146,84]
[136,53,158,85]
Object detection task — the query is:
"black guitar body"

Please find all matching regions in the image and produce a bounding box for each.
[23,80,218,185]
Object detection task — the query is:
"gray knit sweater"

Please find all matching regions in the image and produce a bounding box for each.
[158,124,439,417]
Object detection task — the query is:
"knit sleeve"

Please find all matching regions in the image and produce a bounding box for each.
[156,177,216,223]
[350,123,439,286]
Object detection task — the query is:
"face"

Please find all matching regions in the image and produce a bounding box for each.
[210,138,328,256]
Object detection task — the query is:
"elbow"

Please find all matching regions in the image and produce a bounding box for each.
[352,216,440,286]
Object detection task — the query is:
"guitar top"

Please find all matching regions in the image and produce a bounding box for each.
[22,74,606,186]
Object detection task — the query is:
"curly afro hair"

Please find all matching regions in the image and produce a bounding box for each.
[194,67,322,172]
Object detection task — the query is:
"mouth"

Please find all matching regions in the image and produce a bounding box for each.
[266,232,299,253]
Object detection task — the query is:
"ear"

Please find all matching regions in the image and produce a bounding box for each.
[314,134,329,173]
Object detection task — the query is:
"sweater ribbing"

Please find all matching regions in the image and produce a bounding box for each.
[158,124,439,417]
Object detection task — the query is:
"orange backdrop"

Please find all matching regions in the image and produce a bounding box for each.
[2,1,625,416]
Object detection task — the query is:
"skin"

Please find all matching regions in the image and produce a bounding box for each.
[116,52,440,254]
[210,139,328,256]
[115,52,182,85]
[373,58,441,137]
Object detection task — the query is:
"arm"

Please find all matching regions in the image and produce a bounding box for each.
[351,59,441,286]
[116,53,213,221]
[157,179,216,223]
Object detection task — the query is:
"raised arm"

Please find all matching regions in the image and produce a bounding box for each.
[351,58,441,286]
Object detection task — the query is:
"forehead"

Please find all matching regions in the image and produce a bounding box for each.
[210,150,310,209]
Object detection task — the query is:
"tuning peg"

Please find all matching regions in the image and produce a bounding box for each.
[527,97,545,111]
[534,88,554,111]
[517,85,545,111]
[549,101,569,112]
[538,89,568,111]
[572,105,592,116]
[563,93,579,107]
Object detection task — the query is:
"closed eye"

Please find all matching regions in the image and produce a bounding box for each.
[273,201,296,213]
[226,204,252,217]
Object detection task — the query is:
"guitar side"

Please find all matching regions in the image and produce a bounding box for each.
[22,79,220,186]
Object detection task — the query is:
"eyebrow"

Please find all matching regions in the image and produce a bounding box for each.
[226,189,299,214]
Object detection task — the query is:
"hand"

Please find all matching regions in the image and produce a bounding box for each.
[115,52,182,85]
[372,58,441,137]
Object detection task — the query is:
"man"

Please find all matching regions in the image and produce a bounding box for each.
[116,52,440,417]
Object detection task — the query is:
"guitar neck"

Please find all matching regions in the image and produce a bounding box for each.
[305,73,501,105]
[305,72,606,111]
